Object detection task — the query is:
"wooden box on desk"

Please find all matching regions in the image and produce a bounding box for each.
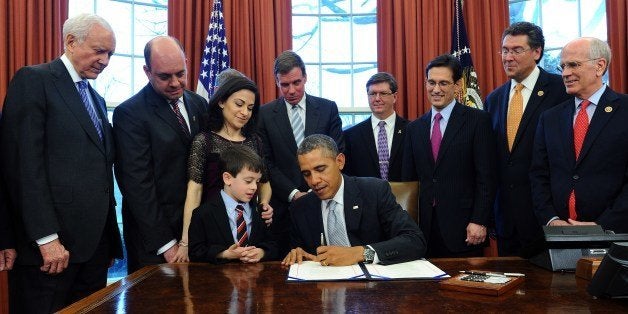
[576,257,603,280]
[439,273,524,296]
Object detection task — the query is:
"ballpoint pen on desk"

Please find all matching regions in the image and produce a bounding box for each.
[460,271,525,277]
[320,233,326,246]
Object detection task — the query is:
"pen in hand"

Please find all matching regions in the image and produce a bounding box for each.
[320,233,325,246]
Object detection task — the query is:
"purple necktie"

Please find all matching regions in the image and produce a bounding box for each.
[376,120,389,180]
[431,113,443,161]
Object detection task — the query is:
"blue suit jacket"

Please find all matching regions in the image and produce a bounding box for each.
[343,115,408,181]
[530,87,628,233]
[289,175,426,265]
[402,103,497,253]
[485,68,570,242]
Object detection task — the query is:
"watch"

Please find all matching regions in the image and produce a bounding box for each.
[363,246,375,264]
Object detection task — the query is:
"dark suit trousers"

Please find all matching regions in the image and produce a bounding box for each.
[9,226,111,313]
[425,205,483,258]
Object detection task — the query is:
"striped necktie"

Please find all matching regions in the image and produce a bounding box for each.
[235,204,248,246]
[377,121,389,180]
[291,104,305,147]
[76,80,103,140]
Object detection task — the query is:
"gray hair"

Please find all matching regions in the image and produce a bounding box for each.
[215,68,246,89]
[63,14,113,50]
[587,37,612,75]
[297,134,339,158]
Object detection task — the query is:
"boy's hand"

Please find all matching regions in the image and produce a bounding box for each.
[219,244,257,260]
[240,247,264,263]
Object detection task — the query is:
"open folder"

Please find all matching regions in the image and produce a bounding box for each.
[287,259,450,281]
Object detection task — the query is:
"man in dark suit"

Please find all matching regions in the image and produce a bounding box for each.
[344,72,408,181]
[113,36,208,273]
[402,54,497,258]
[282,134,426,266]
[258,51,345,256]
[0,14,122,312]
[485,22,570,257]
[530,37,628,233]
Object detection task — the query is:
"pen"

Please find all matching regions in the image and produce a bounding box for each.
[459,271,525,277]
[320,233,325,246]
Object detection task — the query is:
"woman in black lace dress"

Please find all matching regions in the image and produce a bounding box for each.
[174,76,272,262]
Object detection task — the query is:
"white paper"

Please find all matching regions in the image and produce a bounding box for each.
[287,261,365,281]
[365,259,450,279]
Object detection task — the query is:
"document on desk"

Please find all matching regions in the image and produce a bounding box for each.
[287,259,449,281]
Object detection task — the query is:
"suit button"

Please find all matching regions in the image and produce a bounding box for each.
[573,175,579,180]
[432,178,437,183]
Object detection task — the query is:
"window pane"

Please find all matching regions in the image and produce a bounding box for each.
[68,0,95,15]
[352,0,376,14]
[321,0,349,14]
[293,0,319,14]
[134,5,168,55]
[320,16,351,63]
[293,16,320,62]
[580,0,607,40]
[509,0,539,24]
[541,49,562,75]
[304,64,321,97]
[94,55,132,103]
[541,0,578,48]
[134,57,149,94]
[321,64,352,108]
[352,16,377,63]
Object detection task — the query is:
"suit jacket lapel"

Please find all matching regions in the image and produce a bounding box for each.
[212,197,236,244]
[437,103,465,165]
[418,114,434,168]
[147,85,190,144]
[272,98,299,150]
[389,116,406,165]
[342,176,362,245]
[578,88,618,164]
[304,95,320,136]
[559,102,576,164]
[513,68,549,151]
[183,91,201,136]
[50,59,105,153]
[360,118,379,170]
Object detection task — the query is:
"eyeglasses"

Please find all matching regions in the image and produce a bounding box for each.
[367,91,395,98]
[425,80,454,89]
[498,47,531,57]
[557,58,601,71]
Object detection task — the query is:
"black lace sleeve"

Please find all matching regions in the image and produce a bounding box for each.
[187,132,208,184]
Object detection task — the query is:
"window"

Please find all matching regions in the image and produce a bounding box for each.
[509,0,607,78]
[292,0,377,128]
[69,0,168,281]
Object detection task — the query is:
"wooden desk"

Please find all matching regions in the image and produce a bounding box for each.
[60,257,627,313]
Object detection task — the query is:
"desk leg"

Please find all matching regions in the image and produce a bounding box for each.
[0,271,8,314]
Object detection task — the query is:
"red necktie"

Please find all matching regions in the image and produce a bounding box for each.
[170,100,190,137]
[568,100,591,220]
[235,205,248,246]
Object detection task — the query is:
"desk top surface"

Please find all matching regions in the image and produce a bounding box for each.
[60,257,627,313]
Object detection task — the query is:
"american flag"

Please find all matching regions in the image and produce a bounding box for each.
[451,0,483,109]
[196,0,230,101]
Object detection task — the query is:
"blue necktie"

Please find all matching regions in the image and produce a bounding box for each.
[326,200,350,246]
[291,104,305,147]
[76,80,103,141]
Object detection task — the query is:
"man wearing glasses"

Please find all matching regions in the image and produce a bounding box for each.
[530,37,628,234]
[402,54,497,257]
[485,22,570,257]
[343,72,408,181]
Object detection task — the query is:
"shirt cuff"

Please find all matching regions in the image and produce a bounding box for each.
[36,233,59,246]
[157,239,177,255]
[546,216,560,226]
[288,189,299,202]
[368,245,381,264]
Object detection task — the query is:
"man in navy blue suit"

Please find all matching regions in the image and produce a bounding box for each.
[282,134,425,266]
[530,37,628,233]
[344,72,408,181]
[258,51,345,256]
[402,55,497,258]
[485,22,570,257]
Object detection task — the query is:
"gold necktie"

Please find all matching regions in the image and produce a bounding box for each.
[506,83,524,151]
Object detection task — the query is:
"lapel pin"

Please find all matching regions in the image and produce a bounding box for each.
[537,91,544,97]
[605,106,612,113]
[192,116,196,122]
[353,205,359,210]
[398,130,402,134]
